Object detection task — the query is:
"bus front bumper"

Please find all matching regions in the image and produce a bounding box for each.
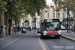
[42,33,61,37]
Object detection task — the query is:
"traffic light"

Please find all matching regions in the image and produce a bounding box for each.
[35,23,36,25]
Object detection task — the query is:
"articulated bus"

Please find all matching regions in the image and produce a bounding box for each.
[40,18,61,39]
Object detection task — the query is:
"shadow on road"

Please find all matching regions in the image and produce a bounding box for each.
[39,36,61,39]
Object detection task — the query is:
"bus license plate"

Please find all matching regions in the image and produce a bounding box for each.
[51,35,55,37]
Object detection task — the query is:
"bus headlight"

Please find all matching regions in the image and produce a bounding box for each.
[43,31,47,35]
[58,30,61,35]
[44,31,47,34]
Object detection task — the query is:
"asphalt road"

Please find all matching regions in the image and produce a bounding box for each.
[0,31,42,50]
[41,37,75,50]
[0,30,75,50]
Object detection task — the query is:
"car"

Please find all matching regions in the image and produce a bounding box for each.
[61,25,66,30]
[37,28,41,33]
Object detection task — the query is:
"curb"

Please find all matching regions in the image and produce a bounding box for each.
[61,35,75,42]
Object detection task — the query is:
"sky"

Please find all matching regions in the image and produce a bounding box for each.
[46,0,54,6]
[46,0,52,4]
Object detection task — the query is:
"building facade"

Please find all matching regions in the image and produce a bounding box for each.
[52,0,74,27]
[20,3,66,28]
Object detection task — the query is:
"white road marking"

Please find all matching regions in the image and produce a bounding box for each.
[36,33,50,50]
[38,38,50,50]
[0,36,24,50]
[43,41,50,50]
[38,38,47,50]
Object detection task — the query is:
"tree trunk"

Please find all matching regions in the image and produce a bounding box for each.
[5,12,8,36]
[15,18,17,33]
[74,15,75,33]
[68,12,71,33]
[0,12,6,36]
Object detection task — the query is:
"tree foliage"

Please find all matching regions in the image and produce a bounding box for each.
[0,0,7,12]
[54,0,75,13]
[0,0,46,20]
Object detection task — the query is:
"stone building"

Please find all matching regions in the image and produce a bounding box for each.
[20,2,66,28]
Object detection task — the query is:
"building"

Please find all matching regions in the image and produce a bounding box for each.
[62,18,74,28]
[20,2,66,28]
[52,0,74,27]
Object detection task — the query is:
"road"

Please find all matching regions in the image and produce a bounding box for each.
[41,37,75,50]
[0,30,75,50]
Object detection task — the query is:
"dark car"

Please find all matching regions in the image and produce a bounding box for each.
[37,28,41,33]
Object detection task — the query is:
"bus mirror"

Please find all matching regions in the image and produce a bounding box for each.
[60,22,62,24]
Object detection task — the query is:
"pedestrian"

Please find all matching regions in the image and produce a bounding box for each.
[29,27,31,31]
[34,27,36,31]
[0,25,3,38]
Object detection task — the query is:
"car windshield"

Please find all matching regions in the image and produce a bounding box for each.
[45,22,60,30]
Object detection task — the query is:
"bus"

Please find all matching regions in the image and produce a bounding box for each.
[40,18,61,38]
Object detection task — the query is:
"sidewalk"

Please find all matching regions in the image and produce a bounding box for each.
[61,30,75,41]
[0,31,21,39]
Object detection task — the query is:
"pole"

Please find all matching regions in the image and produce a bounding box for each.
[67,4,69,33]
[74,15,75,33]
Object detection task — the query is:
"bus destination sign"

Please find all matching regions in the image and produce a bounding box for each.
[45,19,59,22]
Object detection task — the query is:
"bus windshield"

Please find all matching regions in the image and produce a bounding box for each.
[45,22,60,30]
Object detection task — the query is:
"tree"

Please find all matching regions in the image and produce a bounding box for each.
[0,0,7,36]
[54,0,73,33]
[0,0,46,36]
[70,0,75,32]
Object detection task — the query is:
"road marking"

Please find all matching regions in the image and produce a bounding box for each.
[43,41,50,50]
[36,33,50,50]
[38,38,46,50]
[0,36,24,50]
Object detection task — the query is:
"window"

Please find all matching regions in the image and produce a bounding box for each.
[48,13,49,18]
[41,16,42,18]
[45,22,60,30]
[63,9,65,12]
[53,8,55,12]
[53,13,55,18]
[63,13,64,18]
[58,13,60,18]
